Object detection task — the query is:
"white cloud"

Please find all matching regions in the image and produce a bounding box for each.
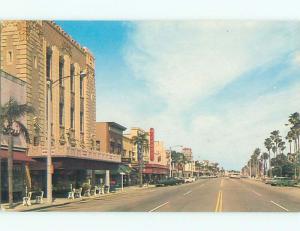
[120,21,300,169]
[191,83,300,168]
[125,21,300,108]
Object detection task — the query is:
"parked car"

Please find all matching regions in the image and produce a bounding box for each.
[156,177,178,186]
[270,177,297,187]
[184,177,196,183]
[174,177,185,184]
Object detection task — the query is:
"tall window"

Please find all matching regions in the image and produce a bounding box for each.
[80,75,84,97]
[59,103,64,127]
[59,57,64,86]
[70,64,75,92]
[80,112,84,132]
[110,141,115,153]
[70,107,75,129]
[46,48,52,80]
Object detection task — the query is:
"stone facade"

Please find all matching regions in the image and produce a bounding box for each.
[122,135,136,163]
[1,21,96,154]
[124,127,150,163]
[95,122,126,154]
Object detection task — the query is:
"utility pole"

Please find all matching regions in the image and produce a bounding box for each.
[138,142,143,187]
[46,79,52,204]
[169,147,172,177]
[45,71,86,204]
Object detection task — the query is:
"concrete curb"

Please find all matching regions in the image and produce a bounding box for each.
[3,185,156,212]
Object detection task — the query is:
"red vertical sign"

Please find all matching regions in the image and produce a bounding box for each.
[150,128,154,161]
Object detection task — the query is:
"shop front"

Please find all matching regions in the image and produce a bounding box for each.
[29,157,120,198]
[143,164,169,184]
[0,148,33,202]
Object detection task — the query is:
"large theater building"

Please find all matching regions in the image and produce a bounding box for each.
[0,21,121,196]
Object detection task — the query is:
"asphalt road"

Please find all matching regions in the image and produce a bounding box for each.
[37,178,300,212]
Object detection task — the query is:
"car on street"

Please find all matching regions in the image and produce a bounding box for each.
[229,173,241,179]
[184,177,196,183]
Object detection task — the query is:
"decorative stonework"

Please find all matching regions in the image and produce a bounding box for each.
[27,21,43,38]
[61,41,72,57]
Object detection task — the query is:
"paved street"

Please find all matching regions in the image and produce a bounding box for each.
[37,178,300,212]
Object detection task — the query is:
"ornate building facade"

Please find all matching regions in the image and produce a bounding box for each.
[1,21,121,193]
[1,20,96,151]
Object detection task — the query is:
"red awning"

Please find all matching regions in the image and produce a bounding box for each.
[0,149,34,162]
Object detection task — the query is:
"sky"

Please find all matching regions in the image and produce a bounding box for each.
[57,20,300,170]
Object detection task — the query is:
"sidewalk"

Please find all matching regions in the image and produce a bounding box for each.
[1,184,155,212]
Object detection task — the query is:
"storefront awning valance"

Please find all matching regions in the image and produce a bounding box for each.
[111,164,132,174]
[0,149,34,162]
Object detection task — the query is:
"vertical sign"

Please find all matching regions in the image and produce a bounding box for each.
[150,128,154,161]
[137,142,142,161]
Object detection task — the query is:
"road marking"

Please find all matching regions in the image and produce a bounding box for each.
[148,202,169,212]
[183,190,192,196]
[252,190,262,197]
[270,201,289,212]
[220,179,224,187]
[215,191,223,212]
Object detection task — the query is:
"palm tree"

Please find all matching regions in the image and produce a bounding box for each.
[286,131,293,154]
[270,130,281,156]
[132,131,149,187]
[261,152,269,176]
[264,138,273,177]
[0,97,34,207]
[286,112,300,151]
[278,141,286,154]
[253,148,261,177]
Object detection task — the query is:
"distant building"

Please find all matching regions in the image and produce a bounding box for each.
[95,122,126,154]
[182,147,193,161]
[122,135,136,164]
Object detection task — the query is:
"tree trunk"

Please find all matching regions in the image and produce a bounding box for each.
[139,151,143,187]
[8,134,14,208]
[269,151,272,178]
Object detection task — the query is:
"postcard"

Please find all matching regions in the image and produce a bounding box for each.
[1,20,300,212]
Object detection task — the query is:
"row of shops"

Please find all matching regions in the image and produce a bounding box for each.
[0,148,170,202]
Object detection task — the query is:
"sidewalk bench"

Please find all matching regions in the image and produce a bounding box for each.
[68,189,75,199]
[23,192,33,206]
[83,189,91,197]
[74,188,82,198]
[35,191,44,204]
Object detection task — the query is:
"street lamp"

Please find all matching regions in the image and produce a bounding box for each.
[46,70,86,204]
[169,145,183,178]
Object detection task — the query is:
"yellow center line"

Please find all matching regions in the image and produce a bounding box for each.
[220,179,223,188]
[215,190,223,212]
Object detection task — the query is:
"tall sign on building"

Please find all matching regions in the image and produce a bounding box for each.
[149,128,155,161]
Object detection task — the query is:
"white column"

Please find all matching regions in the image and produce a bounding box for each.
[105,170,110,193]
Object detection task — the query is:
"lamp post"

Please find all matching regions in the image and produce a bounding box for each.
[46,71,86,204]
[169,145,183,178]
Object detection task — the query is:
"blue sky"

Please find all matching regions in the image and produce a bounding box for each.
[57,21,300,170]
